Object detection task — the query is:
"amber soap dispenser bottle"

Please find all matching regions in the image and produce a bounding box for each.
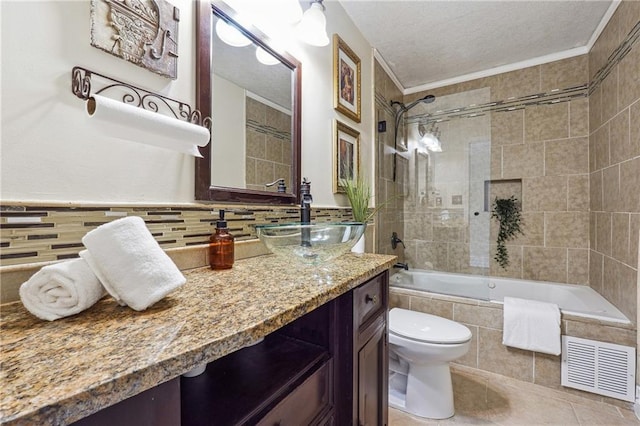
[209,209,234,270]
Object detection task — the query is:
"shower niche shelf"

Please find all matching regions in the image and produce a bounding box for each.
[483,179,522,212]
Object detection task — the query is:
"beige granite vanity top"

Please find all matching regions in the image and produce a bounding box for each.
[0,253,395,425]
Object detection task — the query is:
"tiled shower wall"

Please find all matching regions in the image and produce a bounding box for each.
[403,54,591,286]
[376,4,640,324]
[374,62,405,261]
[245,97,292,192]
[588,1,640,332]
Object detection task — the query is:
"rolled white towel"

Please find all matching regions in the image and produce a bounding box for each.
[19,258,105,321]
[80,216,186,311]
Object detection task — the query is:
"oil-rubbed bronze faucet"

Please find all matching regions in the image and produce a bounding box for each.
[300,178,312,247]
[300,177,312,224]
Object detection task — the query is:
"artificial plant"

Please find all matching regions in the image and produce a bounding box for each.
[491,196,524,269]
[341,175,395,223]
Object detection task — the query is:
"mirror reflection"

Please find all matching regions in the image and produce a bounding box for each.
[210,10,294,193]
[195,0,301,204]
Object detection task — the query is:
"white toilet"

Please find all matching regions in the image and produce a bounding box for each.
[388,307,472,419]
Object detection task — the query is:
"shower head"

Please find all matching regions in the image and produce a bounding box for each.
[390,94,436,113]
[390,93,437,181]
[404,94,436,111]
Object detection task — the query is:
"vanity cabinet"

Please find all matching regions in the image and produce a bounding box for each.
[335,272,389,426]
[180,271,389,426]
[76,271,388,426]
[181,301,335,426]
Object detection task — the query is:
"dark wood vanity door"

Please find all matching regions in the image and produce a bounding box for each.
[358,323,387,426]
[334,271,389,426]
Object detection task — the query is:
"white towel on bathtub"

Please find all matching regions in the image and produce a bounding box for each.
[80,216,186,311]
[502,297,561,355]
[19,258,106,321]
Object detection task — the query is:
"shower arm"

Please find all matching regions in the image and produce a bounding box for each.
[390,94,435,182]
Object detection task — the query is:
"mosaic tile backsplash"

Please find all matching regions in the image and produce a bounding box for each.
[0,203,354,266]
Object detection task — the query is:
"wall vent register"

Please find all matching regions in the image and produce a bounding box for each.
[561,336,636,402]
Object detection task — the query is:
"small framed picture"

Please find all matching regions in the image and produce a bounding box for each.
[333,120,360,193]
[333,34,361,123]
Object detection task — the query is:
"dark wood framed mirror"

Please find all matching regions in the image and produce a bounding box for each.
[195,0,302,204]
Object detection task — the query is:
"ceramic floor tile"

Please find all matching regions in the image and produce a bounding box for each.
[389,407,439,425]
[572,402,640,426]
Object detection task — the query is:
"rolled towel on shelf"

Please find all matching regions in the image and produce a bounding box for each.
[19,258,105,321]
[80,216,186,311]
[502,296,561,356]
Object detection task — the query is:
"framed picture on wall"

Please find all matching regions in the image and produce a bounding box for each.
[333,120,360,193]
[333,34,361,123]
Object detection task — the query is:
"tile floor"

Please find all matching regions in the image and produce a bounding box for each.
[389,365,640,425]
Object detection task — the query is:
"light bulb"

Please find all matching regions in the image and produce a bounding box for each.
[215,20,251,47]
[296,2,329,47]
[256,47,280,65]
[420,133,442,152]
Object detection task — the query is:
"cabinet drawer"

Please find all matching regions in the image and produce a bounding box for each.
[353,274,384,330]
[257,360,332,426]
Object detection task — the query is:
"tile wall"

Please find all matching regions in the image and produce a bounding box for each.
[375,3,640,323]
[401,54,591,285]
[588,1,640,332]
[376,0,640,400]
[245,97,292,192]
[0,203,353,267]
[374,61,405,261]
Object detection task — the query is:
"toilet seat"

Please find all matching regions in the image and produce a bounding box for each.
[389,308,472,344]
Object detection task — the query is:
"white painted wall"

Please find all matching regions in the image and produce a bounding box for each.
[211,74,246,188]
[0,0,373,208]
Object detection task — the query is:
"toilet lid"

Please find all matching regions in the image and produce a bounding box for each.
[389,308,472,344]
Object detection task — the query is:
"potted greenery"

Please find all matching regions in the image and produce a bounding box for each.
[341,174,395,253]
[491,196,524,269]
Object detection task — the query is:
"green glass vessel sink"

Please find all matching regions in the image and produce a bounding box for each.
[255,222,366,264]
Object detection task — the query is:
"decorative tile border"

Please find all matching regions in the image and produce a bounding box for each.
[589,19,640,95]
[246,119,291,141]
[385,21,640,126]
[0,203,354,266]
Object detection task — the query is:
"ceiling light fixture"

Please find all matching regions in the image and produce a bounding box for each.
[256,46,280,65]
[296,0,329,47]
[418,123,442,153]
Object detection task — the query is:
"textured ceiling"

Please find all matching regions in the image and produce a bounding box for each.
[339,0,614,92]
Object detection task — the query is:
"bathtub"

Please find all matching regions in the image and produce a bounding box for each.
[391,269,630,324]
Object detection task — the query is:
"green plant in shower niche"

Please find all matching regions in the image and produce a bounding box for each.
[491,196,524,269]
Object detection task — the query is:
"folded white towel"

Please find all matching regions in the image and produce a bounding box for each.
[502,296,561,355]
[19,258,105,321]
[80,216,186,311]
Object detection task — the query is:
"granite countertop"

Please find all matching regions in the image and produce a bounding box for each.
[0,253,396,425]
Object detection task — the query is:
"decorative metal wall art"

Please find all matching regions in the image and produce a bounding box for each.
[90,0,179,79]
